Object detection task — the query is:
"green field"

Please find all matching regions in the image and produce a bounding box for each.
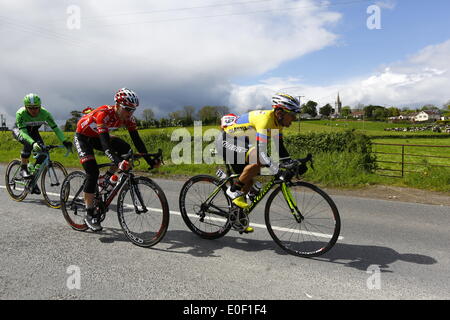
[1,119,449,192]
[285,119,449,137]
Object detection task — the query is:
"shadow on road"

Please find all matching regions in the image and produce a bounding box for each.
[89,228,438,273]
[314,242,437,272]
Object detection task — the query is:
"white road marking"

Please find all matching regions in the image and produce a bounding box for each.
[0,185,343,240]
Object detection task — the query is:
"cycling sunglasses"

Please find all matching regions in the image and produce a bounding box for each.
[26,105,41,110]
[119,104,136,113]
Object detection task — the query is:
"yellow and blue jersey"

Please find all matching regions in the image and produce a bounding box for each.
[223,110,284,143]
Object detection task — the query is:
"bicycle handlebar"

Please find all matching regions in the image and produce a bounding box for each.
[32,145,71,157]
[120,148,164,170]
[278,153,314,180]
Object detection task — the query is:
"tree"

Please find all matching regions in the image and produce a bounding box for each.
[64,110,83,131]
[421,104,439,111]
[363,105,385,119]
[387,107,400,117]
[301,100,318,118]
[182,106,196,126]
[372,107,389,121]
[142,109,155,122]
[319,104,334,117]
[198,106,221,124]
[168,111,182,121]
[341,106,352,118]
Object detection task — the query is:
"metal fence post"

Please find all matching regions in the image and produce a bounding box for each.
[401,145,405,177]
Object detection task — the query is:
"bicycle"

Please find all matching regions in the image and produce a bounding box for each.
[5,145,69,208]
[179,154,341,257]
[60,149,170,248]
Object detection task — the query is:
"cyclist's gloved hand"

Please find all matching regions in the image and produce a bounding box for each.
[63,140,73,153]
[118,160,130,171]
[147,158,161,170]
[32,141,45,153]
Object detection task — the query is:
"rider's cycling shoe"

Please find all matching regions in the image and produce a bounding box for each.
[20,168,32,179]
[243,226,254,233]
[31,185,41,195]
[85,213,103,232]
[226,187,248,209]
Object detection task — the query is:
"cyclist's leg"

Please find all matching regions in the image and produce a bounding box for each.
[30,129,46,167]
[239,147,262,194]
[12,127,32,177]
[74,134,102,230]
[217,133,254,208]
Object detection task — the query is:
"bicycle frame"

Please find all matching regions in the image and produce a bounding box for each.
[27,152,51,189]
[10,151,51,191]
[206,175,288,214]
[73,169,147,216]
[203,168,306,227]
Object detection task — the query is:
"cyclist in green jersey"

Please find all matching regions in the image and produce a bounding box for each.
[12,93,72,194]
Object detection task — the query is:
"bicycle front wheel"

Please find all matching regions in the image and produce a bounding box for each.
[4,159,28,201]
[60,171,88,231]
[41,161,68,208]
[179,175,231,239]
[117,177,169,248]
[265,181,340,257]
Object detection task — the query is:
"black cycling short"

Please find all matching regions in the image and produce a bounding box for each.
[74,133,131,193]
[12,126,44,158]
[215,131,252,174]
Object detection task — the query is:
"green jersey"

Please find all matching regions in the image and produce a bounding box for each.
[15,107,65,145]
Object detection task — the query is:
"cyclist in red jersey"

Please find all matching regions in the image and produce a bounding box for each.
[74,88,160,231]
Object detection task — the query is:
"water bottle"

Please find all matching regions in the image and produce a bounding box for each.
[97,175,107,194]
[106,174,119,192]
[27,163,35,174]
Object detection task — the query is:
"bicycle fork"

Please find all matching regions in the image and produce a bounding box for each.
[128,178,148,215]
[281,183,304,223]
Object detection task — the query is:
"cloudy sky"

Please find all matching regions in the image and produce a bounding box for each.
[1,0,449,125]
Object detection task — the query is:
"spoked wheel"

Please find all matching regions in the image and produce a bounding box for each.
[117,177,169,247]
[41,161,68,208]
[60,171,88,231]
[265,181,341,258]
[179,175,231,240]
[4,160,29,201]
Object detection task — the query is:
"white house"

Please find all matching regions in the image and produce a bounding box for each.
[414,110,441,122]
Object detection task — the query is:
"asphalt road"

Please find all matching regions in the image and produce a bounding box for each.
[0,164,449,300]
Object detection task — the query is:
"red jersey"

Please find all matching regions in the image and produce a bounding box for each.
[76,105,137,137]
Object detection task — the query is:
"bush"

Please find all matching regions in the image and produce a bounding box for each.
[284,130,376,171]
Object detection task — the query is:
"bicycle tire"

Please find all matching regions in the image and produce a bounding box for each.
[41,161,68,209]
[265,181,340,257]
[179,175,231,240]
[117,176,169,247]
[4,159,28,202]
[60,171,89,231]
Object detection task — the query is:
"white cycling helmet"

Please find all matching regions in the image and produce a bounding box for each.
[114,88,139,108]
[272,93,301,113]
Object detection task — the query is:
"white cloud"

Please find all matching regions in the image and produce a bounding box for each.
[375,0,397,10]
[228,39,450,110]
[0,0,341,124]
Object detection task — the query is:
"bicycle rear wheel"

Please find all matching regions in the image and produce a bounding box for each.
[41,161,68,208]
[179,175,231,239]
[117,176,169,247]
[4,160,28,201]
[60,171,88,231]
[265,181,340,257]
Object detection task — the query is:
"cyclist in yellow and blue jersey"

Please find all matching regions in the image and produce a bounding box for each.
[216,93,301,232]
